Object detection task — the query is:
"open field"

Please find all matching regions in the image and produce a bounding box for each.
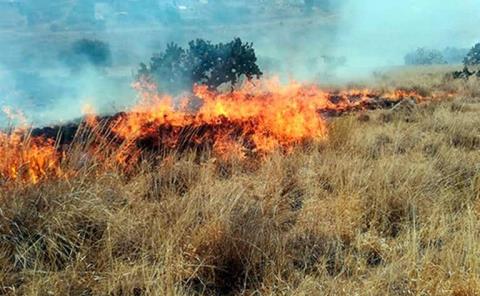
[1,69,480,295]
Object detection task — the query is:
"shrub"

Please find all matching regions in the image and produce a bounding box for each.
[61,39,112,71]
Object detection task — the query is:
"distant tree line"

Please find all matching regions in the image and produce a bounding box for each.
[404,47,469,66]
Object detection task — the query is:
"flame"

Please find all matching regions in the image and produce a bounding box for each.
[0,78,450,185]
[82,103,98,127]
[0,131,61,184]
[111,80,331,156]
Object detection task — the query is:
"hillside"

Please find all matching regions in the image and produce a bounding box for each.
[1,69,479,295]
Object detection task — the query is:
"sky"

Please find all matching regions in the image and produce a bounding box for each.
[335,0,480,68]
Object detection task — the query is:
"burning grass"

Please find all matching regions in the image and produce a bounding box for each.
[0,74,479,295]
[0,78,450,186]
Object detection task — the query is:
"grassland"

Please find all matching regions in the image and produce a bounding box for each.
[1,68,480,295]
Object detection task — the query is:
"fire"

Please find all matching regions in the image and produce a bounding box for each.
[0,78,449,185]
[0,131,61,184]
[82,103,98,127]
[111,79,331,156]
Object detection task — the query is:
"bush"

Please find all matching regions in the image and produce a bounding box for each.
[404,48,446,65]
[61,39,112,71]
[463,43,480,66]
[138,38,263,94]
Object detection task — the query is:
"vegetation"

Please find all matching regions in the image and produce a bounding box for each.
[442,47,469,64]
[404,48,447,65]
[404,47,470,66]
[447,43,480,80]
[464,43,480,67]
[138,38,262,94]
[60,38,112,72]
[1,70,480,295]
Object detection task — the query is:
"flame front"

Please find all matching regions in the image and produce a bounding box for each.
[112,80,332,155]
[0,79,445,185]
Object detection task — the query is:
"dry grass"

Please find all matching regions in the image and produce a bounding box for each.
[1,69,480,295]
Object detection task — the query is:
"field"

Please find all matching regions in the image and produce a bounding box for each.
[1,68,480,295]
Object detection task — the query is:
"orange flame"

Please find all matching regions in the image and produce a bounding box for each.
[111,79,331,156]
[0,78,449,185]
[0,131,61,184]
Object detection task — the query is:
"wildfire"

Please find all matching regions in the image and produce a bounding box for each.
[0,131,61,184]
[0,78,446,185]
[111,80,332,155]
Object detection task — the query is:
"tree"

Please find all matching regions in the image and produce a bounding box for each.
[138,38,263,94]
[142,43,190,94]
[404,48,446,65]
[463,43,480,66]
[61,39,112,71]
[442,47,468,64]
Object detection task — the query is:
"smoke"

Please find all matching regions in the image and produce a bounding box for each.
[335,0,480,76]
[0,0,479,126]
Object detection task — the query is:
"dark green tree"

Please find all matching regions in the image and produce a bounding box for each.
[463,43,480,66]
[138,38,262,94]
[143,43,190,94]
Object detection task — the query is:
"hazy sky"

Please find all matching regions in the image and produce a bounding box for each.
[337,0,480,67]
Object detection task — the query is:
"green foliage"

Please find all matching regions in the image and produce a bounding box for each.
[61,39,112,71]
[404,48,446,65]
[138,38,263,94]
[463,43,480,66]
